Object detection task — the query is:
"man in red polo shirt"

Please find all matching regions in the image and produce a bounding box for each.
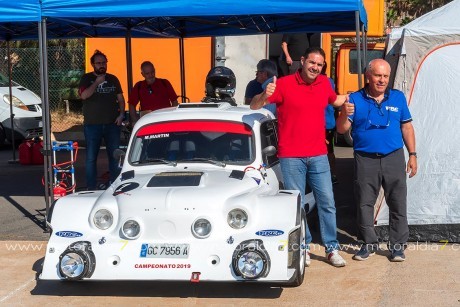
[251,46,348,267]
[128,61,178,125]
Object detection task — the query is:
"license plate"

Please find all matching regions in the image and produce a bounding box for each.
[38,121,43,127]
[140,243,190,258]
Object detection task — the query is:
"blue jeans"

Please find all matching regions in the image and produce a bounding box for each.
[84,124,121,190]
[280,155,339,253]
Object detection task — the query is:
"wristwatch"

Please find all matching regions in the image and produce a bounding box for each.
[409,152,417,157]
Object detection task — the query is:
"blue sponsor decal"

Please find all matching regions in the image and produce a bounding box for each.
[140,243,148,257]
[55,231,83,238]
[255,229,284,237]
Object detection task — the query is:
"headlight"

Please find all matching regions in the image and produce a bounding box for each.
[3,95,28,110]
[122,220,140,239]
[59,241,96,280]
[93,209,113,230]
[192,218,212,238]
[227,209,248,229]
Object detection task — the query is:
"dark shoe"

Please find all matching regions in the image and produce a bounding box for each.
[390,249,406,262]
[331,175,338,185]
[353,245,376,261]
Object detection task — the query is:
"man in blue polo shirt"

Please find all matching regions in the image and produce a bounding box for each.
[337,59,417,262]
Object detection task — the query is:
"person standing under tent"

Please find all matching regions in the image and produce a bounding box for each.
[336,58,417,262]
[79,49,125,190]
[128,61,178,125]
[251,46,348,267]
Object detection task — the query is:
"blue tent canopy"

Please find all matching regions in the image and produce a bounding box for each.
[0,0,367,40]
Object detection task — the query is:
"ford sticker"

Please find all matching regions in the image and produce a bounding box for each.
[255,229,284,237]
[55,231,83,238]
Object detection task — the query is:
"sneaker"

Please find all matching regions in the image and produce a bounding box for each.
[353,245,376,261]
[327,250,346,267]
[305,251,311,267]
[389,249,406,262]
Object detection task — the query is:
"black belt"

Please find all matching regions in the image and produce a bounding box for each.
[356,151,391,158]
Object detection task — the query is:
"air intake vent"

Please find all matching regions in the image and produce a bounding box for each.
[147,172,203,187]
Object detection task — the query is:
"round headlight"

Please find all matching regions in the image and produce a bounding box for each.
[192,218,212,238]
[122,220,140,239]
[227,209,248,229]
[237,251,265,279]
[60,252,85,279]
[93,209,113,230]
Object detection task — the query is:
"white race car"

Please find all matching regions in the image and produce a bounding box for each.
[41,102,315,286]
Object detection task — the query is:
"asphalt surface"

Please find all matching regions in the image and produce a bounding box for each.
[1,143,459,305]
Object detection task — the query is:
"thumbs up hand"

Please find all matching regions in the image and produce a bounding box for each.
[343,95,355,115]
[264,75,276,98]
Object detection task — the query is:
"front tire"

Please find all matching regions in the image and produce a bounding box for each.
[287,208,307,287]
[0,125,6,147]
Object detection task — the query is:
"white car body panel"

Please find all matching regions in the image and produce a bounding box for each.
[41,103,314,284]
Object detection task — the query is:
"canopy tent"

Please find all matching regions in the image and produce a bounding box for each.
[0,0,368,225]
[378,0,460,242]
[1,0,367,40]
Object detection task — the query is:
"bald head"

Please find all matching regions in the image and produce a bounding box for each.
[366,59,391,76]
[366,59,391,97]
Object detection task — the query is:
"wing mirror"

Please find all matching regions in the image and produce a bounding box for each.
[113,148,126,168]
[262,145,277,157]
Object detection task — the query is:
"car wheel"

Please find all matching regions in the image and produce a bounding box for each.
[344,127,353,146]
[287,208,306,287]
[0,126,6,147]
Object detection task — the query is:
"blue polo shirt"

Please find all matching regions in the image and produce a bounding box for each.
[245,79,263,100]
[325,77,336,129]
[348,87,412,155]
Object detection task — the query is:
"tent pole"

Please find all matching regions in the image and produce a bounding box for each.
[39,18,53,231]
[125,30,133,96]
[362,25,368,71]
[355,10,363,89]
[179,37,186,102]
[6,40,18,164]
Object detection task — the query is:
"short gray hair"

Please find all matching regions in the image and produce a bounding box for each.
[256,59,278,78]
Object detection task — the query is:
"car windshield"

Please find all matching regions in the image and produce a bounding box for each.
[129,120,254,166]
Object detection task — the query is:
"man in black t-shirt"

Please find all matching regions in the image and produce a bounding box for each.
[78,50,125,190]
[281,33,310,75]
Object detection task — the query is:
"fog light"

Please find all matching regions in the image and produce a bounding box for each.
[60,252,85,279]
[58,241,96,280]
[232,239,270,280]
[192,218,212,238]
[122,220,141,239]
[237,251,265,278]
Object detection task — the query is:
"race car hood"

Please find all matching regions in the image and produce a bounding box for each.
[105,168,267,212]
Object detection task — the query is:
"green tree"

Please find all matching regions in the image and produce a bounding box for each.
[386,0,454,27]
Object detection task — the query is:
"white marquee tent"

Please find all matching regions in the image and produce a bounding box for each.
[378,0,460,241]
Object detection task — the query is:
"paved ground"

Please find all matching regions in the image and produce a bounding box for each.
[0,144,459,306]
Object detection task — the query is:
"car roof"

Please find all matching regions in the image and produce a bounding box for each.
[135,102,274,128]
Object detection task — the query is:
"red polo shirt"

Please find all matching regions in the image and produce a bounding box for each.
[128,78,178,111]
[268,71,337,157]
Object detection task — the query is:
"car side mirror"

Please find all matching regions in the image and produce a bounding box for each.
[262,145,277,157]
[113,148,126,168]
